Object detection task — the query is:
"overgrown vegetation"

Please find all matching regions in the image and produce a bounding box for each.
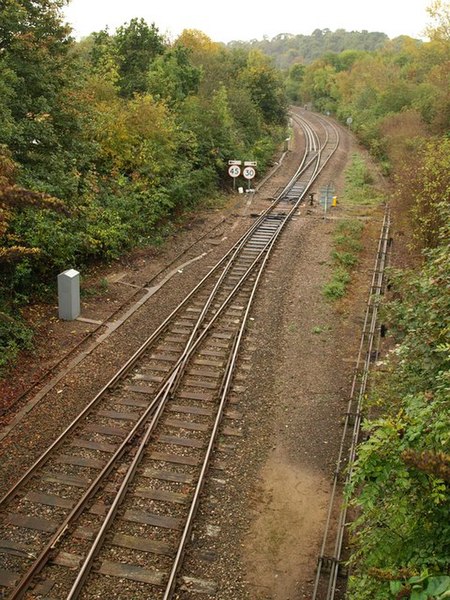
[0,1,287,372]
[323,153,376,302]
[347,180,450,597]
[342,154,384,206]
[281,2,450,596]
[291,3,450,597]
[323,218,363,300]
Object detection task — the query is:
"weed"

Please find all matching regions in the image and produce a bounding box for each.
[312,325,332,334]
[341,154,384,206]
[81,277,109,298]
[323,268,351,300]
[332,250,358,268]
[323,217,364,301]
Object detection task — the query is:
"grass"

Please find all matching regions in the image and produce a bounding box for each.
[341,154,384,207]
[81,277,109,298]
[321,154,378,303]
[287,322,298,333]
[323,219,364,301]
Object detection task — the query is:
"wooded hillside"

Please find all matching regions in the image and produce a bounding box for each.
[228,28,389,69]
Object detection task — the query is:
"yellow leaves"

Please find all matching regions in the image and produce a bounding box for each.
[127,94,172,141]
[426,0,450,42]
[175,29,221,57]
[0,147,17,186]
[91,93,175,177]
[25,112,51,122]
[402,449,450,482]
[0,186,66,213]
[0,245,41,264]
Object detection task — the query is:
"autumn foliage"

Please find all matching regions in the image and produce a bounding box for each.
[0,1,288,370]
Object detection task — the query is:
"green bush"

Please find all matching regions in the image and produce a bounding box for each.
[323,267,351,300]
[0,309,33,373]
[347,239,450,599]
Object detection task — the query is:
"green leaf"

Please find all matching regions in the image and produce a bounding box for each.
[390,580,404,594]
[426,576,450,595]
[409,574,428,585]
[410,590,428,600]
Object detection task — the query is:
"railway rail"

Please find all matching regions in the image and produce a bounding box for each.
[0,111,340,599]
[312,208,392,600]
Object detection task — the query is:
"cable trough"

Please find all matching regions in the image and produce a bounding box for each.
[312,208,392,600]
[0,112,339,599]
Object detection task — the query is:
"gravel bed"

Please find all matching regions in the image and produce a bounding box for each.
[0,113,389,599]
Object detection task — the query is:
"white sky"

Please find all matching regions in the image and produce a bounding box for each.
[64,0,432,43]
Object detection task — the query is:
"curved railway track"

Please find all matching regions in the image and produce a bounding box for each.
[0,111,340,599]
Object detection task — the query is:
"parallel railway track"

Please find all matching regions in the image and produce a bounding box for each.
[0,111,339,599]
[312,208,392,600]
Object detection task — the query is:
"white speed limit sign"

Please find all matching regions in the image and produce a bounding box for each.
[228,165,241,178]
[243,166,256,180]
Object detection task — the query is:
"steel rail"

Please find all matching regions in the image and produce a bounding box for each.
[2,112,340,600]
[5,200,292,600]
[163,113,340,598]
[64,114,340,599]
[0,114,316,511]
[66,113,342,600]
[312,208,391,600]
[162,183,301,600]
[65,213,291,599]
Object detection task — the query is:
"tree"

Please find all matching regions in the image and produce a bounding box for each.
[426,0,450,41]
[0,0,90,197]
[300,60,338,113]
[148,45,201,106]
[285,62,305,103]
[114,18,165,97]
[88,28,120,88]
[243,50,287,124]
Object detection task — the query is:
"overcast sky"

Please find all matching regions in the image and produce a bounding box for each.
[63,0,432,43]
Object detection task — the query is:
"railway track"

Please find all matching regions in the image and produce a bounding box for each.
[312,208,392,600]
[0,111,340,599]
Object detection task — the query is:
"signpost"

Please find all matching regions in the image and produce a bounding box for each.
[228,164,241,177]
[243,165,256,191]
[319,183,336,219]
[228,161,241,189]
[228,160,257,191]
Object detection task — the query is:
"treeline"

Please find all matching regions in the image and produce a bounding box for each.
[228,28,389,70]
[0,1,287,370]
[284,33,449,166]
[285,3,449,598]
